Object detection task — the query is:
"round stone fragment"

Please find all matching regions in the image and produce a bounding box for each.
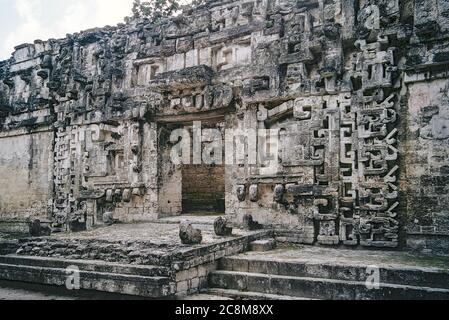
[214,217,233,236]
[179,221,203,245]
[103,211,115,226]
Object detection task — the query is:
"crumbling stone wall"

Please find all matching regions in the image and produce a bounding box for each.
[0,0,449,253]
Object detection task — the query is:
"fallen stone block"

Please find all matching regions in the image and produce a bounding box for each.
[214,217,233,236]
[179,221,202,245]
[242,214,263,231]
[249,239,277,252]
[27,219,51,237]
[103,212,115,226]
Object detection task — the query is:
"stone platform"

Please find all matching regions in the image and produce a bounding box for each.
[55,215,230,243]
[2,220,449,300]
[0,216,270,298]
[8,216,260,265]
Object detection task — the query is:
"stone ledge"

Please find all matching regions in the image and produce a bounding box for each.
[249,239,277,252]
[0,262,173,298]
[209,270,449,300]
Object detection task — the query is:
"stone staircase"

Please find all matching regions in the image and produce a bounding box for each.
[206,248,449,300]
[3,231,449,300]
[0,222,270,299]
[0,255,173,298]
[0,237,176,298]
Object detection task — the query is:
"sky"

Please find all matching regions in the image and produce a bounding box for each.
[0,0,136,60]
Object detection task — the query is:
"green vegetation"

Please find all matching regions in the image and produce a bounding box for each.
[126,0,206,23]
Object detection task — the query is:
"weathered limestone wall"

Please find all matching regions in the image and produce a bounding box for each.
[0,0,448,253]
[0,130,54,232]
[158,124,183,216]
[404,78,449,253]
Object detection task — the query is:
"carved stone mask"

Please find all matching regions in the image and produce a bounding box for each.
[274,184,285,203]
[236,185,246,202]
[249,184,258,202]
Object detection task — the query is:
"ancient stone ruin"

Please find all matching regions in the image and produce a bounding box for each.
[0,0,449,300]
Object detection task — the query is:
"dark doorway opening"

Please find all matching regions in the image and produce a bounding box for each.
[182,164,225,214]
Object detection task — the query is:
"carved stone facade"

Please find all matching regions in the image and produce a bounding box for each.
[0,0,449,253]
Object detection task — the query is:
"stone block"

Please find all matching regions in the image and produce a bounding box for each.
[179,221,202,245]
[249,239,277,252]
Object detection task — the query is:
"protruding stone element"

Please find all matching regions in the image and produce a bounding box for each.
[249,184,258,202]
[113,189,122,202]
[179,221,202,245]
[242,214,263,231]
[122,189,131,202]
[103,211,115,226]
[250,239,277,252]
[36,69,49,79]
[274,184,285,203]
[132,188,143,196]
[236,185,246,202]
[214,217,233,236]
[105,189,113,202]
[28,219,40,237]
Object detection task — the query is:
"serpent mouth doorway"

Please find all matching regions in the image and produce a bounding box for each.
[181,120,225,215]
[156,112,228,217]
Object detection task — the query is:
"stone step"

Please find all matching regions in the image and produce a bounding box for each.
[208,270,449,300]
[0,255,170,277]
[184,293,233,300]
[204,288,314,300]
[249,239,276,252]
[0,257,174,298]
[220,256,449,290]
